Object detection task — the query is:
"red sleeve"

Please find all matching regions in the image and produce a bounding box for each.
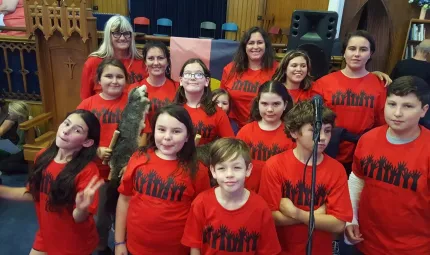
[257,205,282,254]
[75,162,100,215]
[32,229,46,251]
[325,160,353,223]
[216,109,234,138]
[352,136,365,178]
[311,78,325,103]
[235,124,249,141]
[181,194,205,248]
[220,64,231,89]
[76,97,90,110]
[375,84,387,127]
[118,152,141,196]
[80,58,98,100]
[193,163,211,195]
[258,158,283,211]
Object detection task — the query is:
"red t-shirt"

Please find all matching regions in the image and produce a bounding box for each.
[258,150,352,255]
[287,88,315,104]
[184,104,235,145]
[129,78,178,122]
[236,121,295,192]
[312,71,386,163]
[220,62,278,128]
[118,149,212,255]
[353,125,430,255]
[129,78,178,134]
[31,160,100,255]
[181,188,281,255]
[80,56,147,100]
[77,92,129,179]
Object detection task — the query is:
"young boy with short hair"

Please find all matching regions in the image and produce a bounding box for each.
[181,138,281,255]
[345,76,430,255]
[258,100,353,254]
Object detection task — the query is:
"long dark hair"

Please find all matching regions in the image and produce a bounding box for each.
[272,50,313,91]
[27,109,100,212]
[95,58,130,85]
[174,58,217,116]
[141,104,198,179]
[249,80,293,122]
[142,41,173,80]
[229,26,275,78]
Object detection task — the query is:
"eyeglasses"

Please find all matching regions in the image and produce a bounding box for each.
[111,31,132,39]
[182,72,206,79]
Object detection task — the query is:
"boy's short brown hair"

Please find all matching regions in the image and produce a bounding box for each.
[285,100,336,140]
[209,138,251,167]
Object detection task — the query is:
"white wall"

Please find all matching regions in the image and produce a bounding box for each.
[328,0,345,38]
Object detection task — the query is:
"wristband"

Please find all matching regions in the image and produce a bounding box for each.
[114,241,126,246]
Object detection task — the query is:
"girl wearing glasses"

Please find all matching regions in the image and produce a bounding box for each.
[220,27,278,129]
[80,15,147,100]
[174,58,234,146]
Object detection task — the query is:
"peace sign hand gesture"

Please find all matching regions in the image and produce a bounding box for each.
[75,176,104,211]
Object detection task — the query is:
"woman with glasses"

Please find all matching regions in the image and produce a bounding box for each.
[174,58,234,146]
[220,26,278,129]
[80,15,147,100]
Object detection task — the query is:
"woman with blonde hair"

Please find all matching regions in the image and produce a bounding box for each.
[0,101,30,174]
[80,15,147,99]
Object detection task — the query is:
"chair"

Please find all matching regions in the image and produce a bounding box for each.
[19,112,55,162]
[281,27,290,43]
[221,22,238,40]
[154,18,172,37]
[268,26,281,43]
[199,21,216,39]
[134,17,150,34]
[260,15,275,31]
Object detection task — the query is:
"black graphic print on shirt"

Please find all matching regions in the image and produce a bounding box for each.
[203,224,260,252]
[331,90,375,108]
[231,80,260,93]
[247,141,287,161]
[91,108,122,124]
[359,155,423,192]
[151,98,172,113]
[134,169,188,201]
[194,121,215,139]
[282,180,329,207]
[129,71,143,84]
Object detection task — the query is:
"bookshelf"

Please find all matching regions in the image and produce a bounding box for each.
[402,19,430,59]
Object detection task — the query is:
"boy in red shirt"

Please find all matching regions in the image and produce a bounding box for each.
[345,76,430,255]
[182,138,281,255]
[259,100,352,255]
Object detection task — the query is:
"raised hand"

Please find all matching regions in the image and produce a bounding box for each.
[75,176,104,211]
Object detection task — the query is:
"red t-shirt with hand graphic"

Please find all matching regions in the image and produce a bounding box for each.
[31,160,100,255]
[353,125,430,255]
[221,62,278,128]
[184,104,234,145]
[181,188,281,255]
[236,121,295,192]
[258,150,352,255]
[118,149,211,255]
[312,71,386,163]
[77,92,129,179]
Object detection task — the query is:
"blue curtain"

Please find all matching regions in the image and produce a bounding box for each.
[129,0,227,38]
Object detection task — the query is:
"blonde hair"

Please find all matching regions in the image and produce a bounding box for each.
[89,15,142,62]
[8,101,30,122]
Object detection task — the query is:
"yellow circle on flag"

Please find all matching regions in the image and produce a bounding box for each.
[210,78,221,90]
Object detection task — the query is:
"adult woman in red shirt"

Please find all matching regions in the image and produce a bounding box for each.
[220,26,278,128]
[80,15,147,100]
[312,30,387,173]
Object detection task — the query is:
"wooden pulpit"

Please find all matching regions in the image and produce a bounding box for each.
[20,0,97,161]
[24,0,97,128]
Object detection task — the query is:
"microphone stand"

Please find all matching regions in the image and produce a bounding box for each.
[306,121,322,255]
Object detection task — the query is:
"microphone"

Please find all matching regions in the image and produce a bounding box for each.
[312,95,323,141]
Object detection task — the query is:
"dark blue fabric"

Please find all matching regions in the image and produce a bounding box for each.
[209,39,239,80]
[129,0,227,38]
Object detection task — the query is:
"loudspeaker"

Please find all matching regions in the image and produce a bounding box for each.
[287,10,338,79]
